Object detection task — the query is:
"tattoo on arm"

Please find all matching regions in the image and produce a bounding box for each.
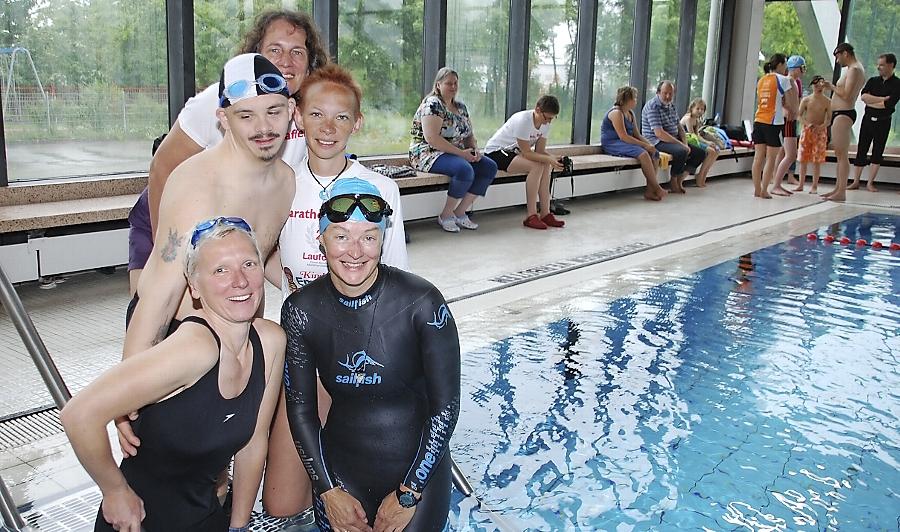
[160,228,184,263]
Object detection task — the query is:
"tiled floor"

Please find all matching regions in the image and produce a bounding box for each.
[0,176,897,528]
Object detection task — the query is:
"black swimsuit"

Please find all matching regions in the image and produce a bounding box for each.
[832,108,858,123]
[282,265,461,531]
[95,316,266,532]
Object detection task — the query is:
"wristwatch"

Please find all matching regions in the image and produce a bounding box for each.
[396,487,421,508]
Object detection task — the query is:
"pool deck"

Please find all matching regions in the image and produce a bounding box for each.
[0,175,898,529]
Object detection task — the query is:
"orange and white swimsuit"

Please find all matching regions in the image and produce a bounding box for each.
[754,73,794,125]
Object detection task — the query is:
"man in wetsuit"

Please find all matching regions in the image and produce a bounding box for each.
[822,42,866,202]
[282,178,461,532]
[120,53,296,529]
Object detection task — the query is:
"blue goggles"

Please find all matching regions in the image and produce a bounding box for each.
[221,73,288,104]
[190,217,252,248]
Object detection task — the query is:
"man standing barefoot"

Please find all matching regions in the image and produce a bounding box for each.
[822,43,865,202]
[849,53,900,192]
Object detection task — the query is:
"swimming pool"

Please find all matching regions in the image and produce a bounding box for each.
[447,212,899,531]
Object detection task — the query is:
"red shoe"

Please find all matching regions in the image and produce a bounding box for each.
[541,213,565,227]
[523,214,548,230]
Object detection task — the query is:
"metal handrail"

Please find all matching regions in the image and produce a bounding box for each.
[0,480,26,530]
[0,264,69,531]
[0,266,71,409]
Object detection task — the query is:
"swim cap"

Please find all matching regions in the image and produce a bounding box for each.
[786,55,806,69]
[218,53,289,108]
[319,177,390,235]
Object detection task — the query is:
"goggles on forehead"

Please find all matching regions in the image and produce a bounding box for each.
[318,194,393,224]
[190,217,252,248]
[221,73,287,103]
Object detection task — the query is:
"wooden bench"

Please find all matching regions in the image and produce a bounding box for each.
[362,144,754,196]
[0,144,756,282]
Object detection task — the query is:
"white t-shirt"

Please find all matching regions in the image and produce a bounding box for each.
[178,83,307,165]
[278,159,409,296]
[484,110,550,153]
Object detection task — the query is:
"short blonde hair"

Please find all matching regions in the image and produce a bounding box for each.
[184,224,261,281]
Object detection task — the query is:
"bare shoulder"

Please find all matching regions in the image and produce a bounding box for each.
[157,320,221,373]
[253,318,286,355]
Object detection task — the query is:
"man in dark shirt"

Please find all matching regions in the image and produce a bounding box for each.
[850,53,900,191]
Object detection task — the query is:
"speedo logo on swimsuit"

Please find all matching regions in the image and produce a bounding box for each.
[336,350,384,387]
[426,304,452,329]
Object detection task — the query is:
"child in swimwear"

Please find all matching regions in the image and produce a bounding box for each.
[796,76,832,193]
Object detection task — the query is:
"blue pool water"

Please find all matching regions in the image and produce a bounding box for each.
[448,213,900,531]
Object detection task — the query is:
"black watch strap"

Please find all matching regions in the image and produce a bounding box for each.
[395,488,421,508]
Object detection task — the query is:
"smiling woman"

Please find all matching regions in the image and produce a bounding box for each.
[282,179,461,532]
[60,219,286,531]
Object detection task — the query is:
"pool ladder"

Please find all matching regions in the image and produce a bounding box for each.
[0,264,72,531]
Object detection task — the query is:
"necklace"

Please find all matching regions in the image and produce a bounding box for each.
[333,269,383,382]
[308,157,350,200]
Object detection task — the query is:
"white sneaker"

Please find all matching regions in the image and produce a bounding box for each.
[438,215,460,232]
[455,214,478,230]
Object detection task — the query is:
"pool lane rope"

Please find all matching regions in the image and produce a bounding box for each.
[806,232,900,250]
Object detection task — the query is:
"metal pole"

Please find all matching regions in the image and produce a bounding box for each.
[832,0,853,85]
[0,265,71,409]
[449,456,473,497]
[0,475,27,531]
[702,0,722,108]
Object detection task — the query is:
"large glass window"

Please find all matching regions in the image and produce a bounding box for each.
[446,0,508,147]
[847,0,900,147]
[1,0,167,182]
[591,0,634,141]
[527,0,577,145]
[194,0,313,89]
[646,0,680,102]
[760,1,838,87]
[338,0,424,156]
[690,0,717,111]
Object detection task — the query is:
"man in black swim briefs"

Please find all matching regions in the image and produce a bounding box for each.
[282,178,461,532]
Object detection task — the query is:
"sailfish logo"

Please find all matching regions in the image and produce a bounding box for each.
[335,350,385,387]
[427,304,452,329]
[338,350,384,372]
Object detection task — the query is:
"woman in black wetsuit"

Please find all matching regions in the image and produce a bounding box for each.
[61,219,286,532]
[282,178,461,532]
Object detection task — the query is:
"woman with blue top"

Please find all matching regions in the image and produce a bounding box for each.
[409,67,498,233]
[600,86,667,201]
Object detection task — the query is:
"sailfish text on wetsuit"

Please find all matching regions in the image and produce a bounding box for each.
[336,350,384,387]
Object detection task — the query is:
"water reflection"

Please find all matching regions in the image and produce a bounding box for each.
[451,213,899,531]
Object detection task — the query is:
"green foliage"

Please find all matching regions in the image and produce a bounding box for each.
[760,2,820,78]
[647,0,680,98]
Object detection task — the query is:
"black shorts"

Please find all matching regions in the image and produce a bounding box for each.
[485,149,517,171]
[752,122,782,148]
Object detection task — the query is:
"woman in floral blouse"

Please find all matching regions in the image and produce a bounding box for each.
[409,67,498,233]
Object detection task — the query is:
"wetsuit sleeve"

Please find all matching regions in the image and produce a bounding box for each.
[281,298,335,494]
[402,290,461,493]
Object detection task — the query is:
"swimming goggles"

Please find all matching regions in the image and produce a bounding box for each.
[221,73,288,102]
[190,217,252,248]
[318,194,393,224]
